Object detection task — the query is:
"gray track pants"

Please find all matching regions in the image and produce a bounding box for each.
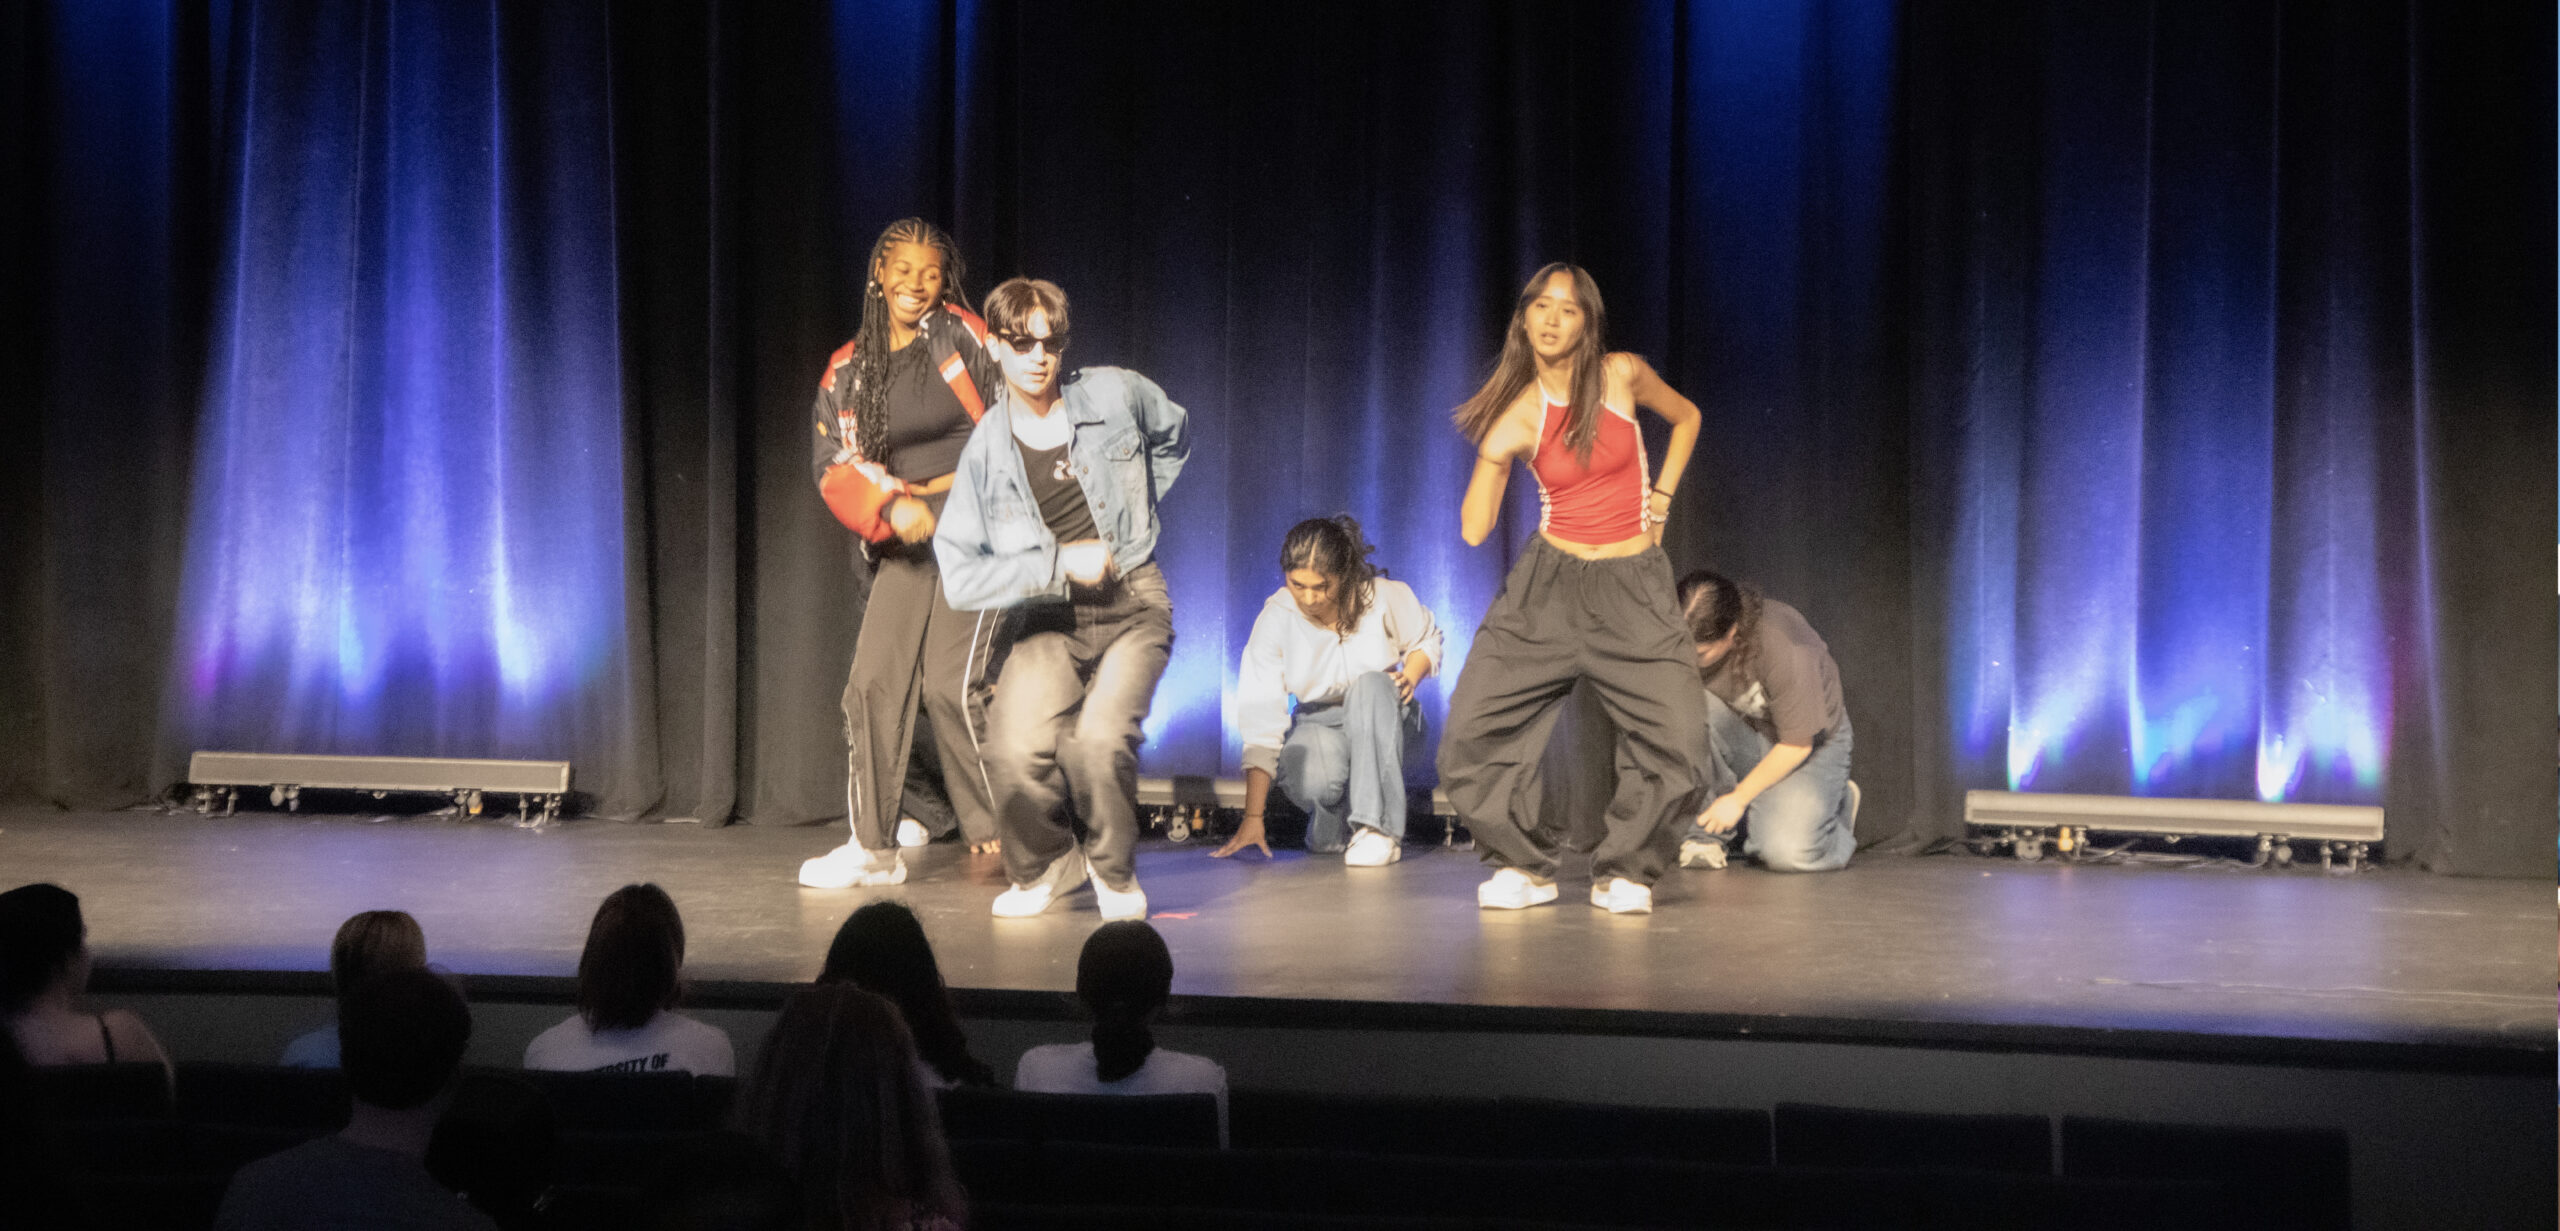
[841,536,1004,851]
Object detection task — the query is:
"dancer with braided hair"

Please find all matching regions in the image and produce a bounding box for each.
[800,218,1007,889]
[1214,516,1443,864]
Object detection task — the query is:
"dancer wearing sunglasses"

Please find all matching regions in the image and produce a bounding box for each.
[800,218,1007,890]
[1438,263,1710,915]
[935,278,1191,921]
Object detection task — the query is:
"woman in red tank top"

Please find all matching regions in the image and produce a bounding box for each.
[1438,264,1713,916]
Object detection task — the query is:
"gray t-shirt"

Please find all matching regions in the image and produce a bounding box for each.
[1699,598,1845,746]
[215,1135,498,1231]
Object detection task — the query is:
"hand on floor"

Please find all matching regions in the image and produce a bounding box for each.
[1212,815,1272,859]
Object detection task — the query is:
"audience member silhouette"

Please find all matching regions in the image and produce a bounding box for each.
[0,882,171,1082]
[215,967,496,1230]
[737,983,967,1231]
[819,901,995,1088]
[527,883,735,1076]
[283,909,428,1067]
[1014,920,1227,1143]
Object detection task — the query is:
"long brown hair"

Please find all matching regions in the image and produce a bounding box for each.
[1451,262,1610,461]
[850,218,972,465]
[738,985,966,1231]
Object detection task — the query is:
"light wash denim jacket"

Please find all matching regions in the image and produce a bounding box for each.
[933,366,1190,612]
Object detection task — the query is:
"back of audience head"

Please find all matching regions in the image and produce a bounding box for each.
[0,883,86,1016]
[332,909,427,1000]
[738,983,964,1231]
[341,966,472,1111]
[580,883,686,1032]
[820,901,994,1087]
[1077,920,1174,1083]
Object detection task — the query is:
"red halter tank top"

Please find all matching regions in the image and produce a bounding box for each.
[1528,399,1648,545]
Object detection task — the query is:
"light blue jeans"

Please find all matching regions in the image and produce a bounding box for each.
[1277,670,1424,850]
[1688,689,1856,872]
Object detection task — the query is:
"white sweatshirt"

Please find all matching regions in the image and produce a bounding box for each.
[1236,578,1443,776]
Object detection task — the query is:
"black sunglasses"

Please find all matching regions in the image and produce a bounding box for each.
[997,331,1069,356]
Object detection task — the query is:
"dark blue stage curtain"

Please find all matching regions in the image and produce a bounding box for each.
[163,1,657,813]
[1908,1,2552,871]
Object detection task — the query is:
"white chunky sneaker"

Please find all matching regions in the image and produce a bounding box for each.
[1477,867,1560,910]
[799,841,901,889]
[1679,838,1729,870]
[1344,828,1402,867]
[1091,874,1149,922]
[895,818,931,848]
[991,846,1089,917]
[1591,877,1654,914]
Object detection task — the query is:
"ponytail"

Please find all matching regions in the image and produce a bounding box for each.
[1074,921,1174,1085]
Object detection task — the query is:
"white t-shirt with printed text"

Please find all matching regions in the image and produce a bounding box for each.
[1014,1041,1229,1144]
[522,1009,735,1076]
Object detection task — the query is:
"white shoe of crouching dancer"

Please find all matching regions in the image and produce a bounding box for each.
[1476,867,1559,910]
[799,841,907,889]
[896,818,932,847]
[1590,877,1653,914]
[1344,827,1402,867]
[992,846,1091,917]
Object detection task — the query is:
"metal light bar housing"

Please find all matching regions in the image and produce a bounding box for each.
[186,751,570,823]
[1965,789,2381,868]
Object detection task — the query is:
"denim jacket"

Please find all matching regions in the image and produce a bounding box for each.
[933,366,1190,611]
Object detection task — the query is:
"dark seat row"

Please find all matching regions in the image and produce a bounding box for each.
[26,1061,736,1132]
[952,1140,2242,1230]
[28,1064,2350,1230]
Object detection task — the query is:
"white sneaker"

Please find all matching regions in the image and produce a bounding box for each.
[991,846,1089,917]
[1344,828,1402,867]
[895,818,931,848]
[1591,877,1654,914]
[1679,839,1728,870]
[799,841,905,888]
[1091,873,1149,922]
[1477,867,1559,910]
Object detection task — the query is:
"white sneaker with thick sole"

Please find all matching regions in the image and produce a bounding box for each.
[1091,873,1148,922]
[895,818,931,848]
[1590,877,1654,914]
[1678,838,1728,870]
[1344,828,1402,867]
[991,846,1089,917]
[1477,867,1559,910]
[798,842,904,889]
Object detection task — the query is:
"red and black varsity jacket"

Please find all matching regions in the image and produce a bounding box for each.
[809,304,999,543]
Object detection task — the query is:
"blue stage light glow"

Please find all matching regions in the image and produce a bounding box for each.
[171,2,628,761]
[1963,4,2393,807]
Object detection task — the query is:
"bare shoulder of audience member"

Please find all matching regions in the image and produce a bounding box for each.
[819,900,996,1087]
[739,984,966,1231]
[0,882,172,1080]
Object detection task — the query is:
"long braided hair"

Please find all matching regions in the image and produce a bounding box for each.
[850,218,972,466]
[1279,515,1383,639]
[1451,263,1612,462]
[1677,570,1763,685]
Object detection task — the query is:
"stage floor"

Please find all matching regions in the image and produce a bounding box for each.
[4,809,2550,1058]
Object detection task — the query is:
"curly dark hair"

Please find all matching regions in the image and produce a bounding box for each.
[1279,515,1383,638]
[850,218,971,466]
[1677,569,1763,685]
